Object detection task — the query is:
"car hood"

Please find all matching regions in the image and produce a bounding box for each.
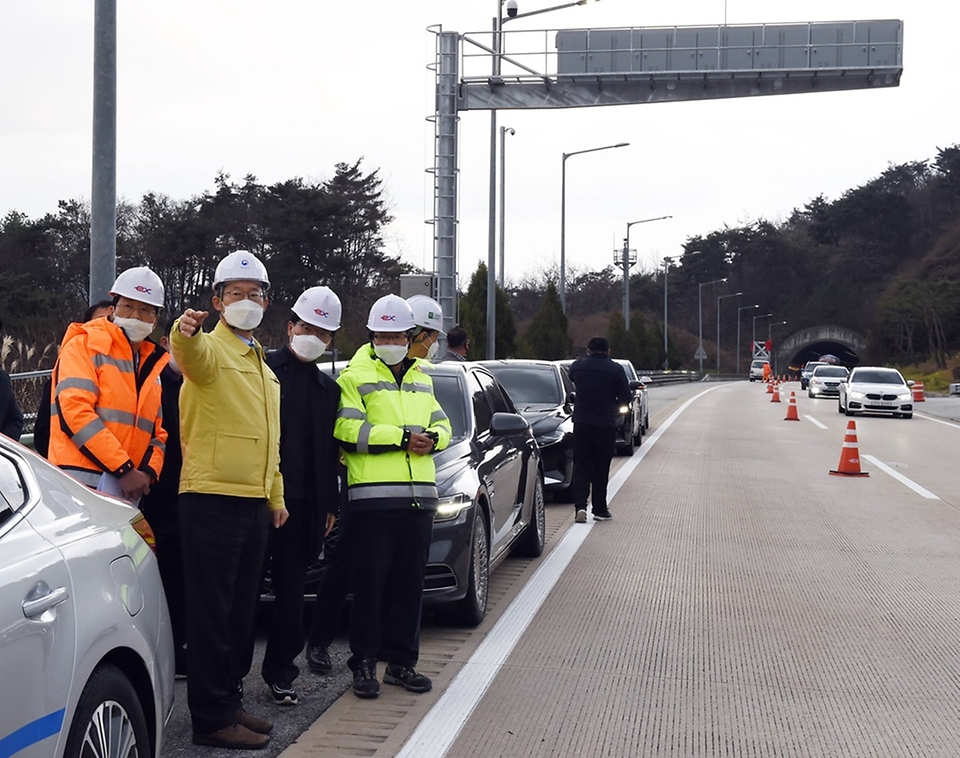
[518,407,568,434]
[433,439,473,490]
[848,382,909,394]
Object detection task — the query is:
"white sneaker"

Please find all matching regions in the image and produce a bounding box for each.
[574,509,587,523]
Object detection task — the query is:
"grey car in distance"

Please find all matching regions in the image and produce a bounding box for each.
[0,436,174,758]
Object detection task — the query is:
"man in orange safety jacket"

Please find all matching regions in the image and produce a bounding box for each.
[48,266,169,502]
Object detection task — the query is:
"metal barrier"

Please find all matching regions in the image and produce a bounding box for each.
[8,369,51,434]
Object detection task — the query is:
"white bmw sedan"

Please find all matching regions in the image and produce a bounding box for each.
[0,436,174,758]
[837,366,914,419]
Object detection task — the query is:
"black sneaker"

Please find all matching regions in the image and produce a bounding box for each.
[352,659,380,699]
[383,664,432,693]
[306,644,332,673]
[269,681,299,706]
[592,510,612,521]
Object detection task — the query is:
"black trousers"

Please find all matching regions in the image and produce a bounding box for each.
[570,424,617,514]
[307,511,355,649]
[347,509,434,671]
[179,493,271,734]
[261,497,314,685]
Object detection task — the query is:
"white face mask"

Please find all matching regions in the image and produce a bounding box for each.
[290,334,327,362]
[374,343,408,366]
[114,316,155,343]
[223,299,264,331]
[427,340,439,360]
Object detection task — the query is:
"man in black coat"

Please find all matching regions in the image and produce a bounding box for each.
[567,336,632,523]
[261,287,342,706]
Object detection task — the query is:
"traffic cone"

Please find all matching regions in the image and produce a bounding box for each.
[766,379,774,394]
[770,382,781,403]
[784,391,800,421]
[829,420,869,477]
[912,381,925,402]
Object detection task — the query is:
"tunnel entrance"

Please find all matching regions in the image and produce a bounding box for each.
[775,325,866,375]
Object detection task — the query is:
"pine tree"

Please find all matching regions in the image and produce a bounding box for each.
[524,281,573,360]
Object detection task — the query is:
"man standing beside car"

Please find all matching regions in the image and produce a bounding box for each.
[568,336,632,523]
[261,286,342,706]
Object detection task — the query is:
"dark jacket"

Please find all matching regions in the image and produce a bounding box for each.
[141,366,183,508]
[568,353,632,429]
[266,346,341,555]
[33,377,53,456]
[0,369,24,441]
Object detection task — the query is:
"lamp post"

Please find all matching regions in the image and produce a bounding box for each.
[498,126,515,289]
[716,291,742,372]
[736,304,759,374]
[752,312,772,361]
[661,250,700,370]
[561,142,629,313]
[769,320,787,376]
[618,215,671,330]
[698,277,726,375]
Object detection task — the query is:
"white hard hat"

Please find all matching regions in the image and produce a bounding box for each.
[366,294,416,332]
[110,266,165,308]
[213,250,270,289]
[406,295,445,335]
[292,286,342,331]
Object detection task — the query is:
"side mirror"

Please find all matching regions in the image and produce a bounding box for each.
[490,412,530,436]
[907,379,915,387]
[566,390,576,405]
[639,376,652,385]
[628,380,642,391]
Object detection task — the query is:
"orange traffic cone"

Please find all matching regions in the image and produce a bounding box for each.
[829,420,869,477]
[770,382,781,403]
[912,381,925,402]
[784,391,800,421]
[766,380,774,394]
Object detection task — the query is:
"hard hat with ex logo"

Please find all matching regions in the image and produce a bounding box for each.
[406,295,445,335]
[293,286,342,331]
[366,294,416,332]
[213,250,270,289]
[109,266,165,308]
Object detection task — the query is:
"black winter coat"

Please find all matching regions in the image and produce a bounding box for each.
[568,353,632,429]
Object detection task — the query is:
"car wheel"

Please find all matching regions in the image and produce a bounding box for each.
[633,418,643,445]
[838,398,845,414]
[448,510,490,627]
[643,410,650,432]
[617,435,635,456]
[844,404,856,417]
[808,390,814,399]
[515,474,546,558]
[903,413,913,419]
[64,664,150,758]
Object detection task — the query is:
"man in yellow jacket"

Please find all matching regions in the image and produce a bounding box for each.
[48,267,168,501]
[171,250,288,751]
[335,294,451,699]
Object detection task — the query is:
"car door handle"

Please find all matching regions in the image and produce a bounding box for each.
[23,586,69,619]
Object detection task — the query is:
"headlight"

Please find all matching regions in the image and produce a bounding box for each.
[618,405,630,415]
[435,493,474,521]
[897,392,911,401]
[848,390,866,400]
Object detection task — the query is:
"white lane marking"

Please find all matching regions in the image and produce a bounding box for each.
[916,412,960,430]
[804,415,828,429]
[396,386,726,758]
[861,454,940,500]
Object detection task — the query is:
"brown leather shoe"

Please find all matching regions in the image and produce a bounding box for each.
[236,709,273,735]
[192,723,269,750]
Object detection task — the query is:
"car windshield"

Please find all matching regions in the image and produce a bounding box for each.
[616,361,637,381]
[751,360,767,369]
[851,369,904,384]
[813,367,848,378]
[803,363,826,373]
[486,365,562,408]
[431,374,468,440]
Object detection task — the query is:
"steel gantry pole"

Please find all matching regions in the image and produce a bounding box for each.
[498,125,515,289]
[621,215,671,330]
[90,0,117,303]
[736,304,759,374]
[698,277,726,375]
[716,291,742,372]
[752,312,773,360]
[769,320,787,376]
[561,142,628,313]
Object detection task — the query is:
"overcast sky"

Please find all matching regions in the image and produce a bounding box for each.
[2,2,955,290]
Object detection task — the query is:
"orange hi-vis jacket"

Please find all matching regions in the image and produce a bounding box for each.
[48,318,169,481]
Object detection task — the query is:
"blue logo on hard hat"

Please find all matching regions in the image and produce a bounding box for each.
[240,259,250,266]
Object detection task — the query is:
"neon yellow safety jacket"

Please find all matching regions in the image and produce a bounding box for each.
[335,343,451,512]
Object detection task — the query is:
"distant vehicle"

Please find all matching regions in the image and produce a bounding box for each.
[807,365,850,398]
[800,361,829,389]
[611,359,651,456]
[479,360,575,497]
[749,359,769,382]
[0,436,174,758]
[838,366,914,418]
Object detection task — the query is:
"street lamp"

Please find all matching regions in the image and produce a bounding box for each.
[660,250,700,370]
[698,277,726,375]
[617,215,671,330]
[498,126,515,289]
[487,124,515,359]
[716,291,742,372]
[561,142,629,312]
[752,312,772,361]
[769,320,787,376]
[488,0,600,351]
[736,304,759,374]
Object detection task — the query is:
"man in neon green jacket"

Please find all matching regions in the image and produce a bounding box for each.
[171,250,288,751]
[335,294,451,699]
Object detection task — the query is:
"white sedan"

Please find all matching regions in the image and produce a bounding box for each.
[838,366,914,419]
[0,437,174,757]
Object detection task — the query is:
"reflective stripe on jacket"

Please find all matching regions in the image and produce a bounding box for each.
[335,344,451,512]
[170,319,284,511]
[48,318,168,479]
